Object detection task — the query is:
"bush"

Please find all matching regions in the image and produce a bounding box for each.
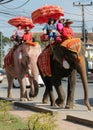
[0,100,13,120]
[26,113,57,130]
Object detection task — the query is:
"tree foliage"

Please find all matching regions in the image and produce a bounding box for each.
[0,32,12,46]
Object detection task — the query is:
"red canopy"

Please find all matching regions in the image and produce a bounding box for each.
[8,16,35,29]
[32,5,64,24]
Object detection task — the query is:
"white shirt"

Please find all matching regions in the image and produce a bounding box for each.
[13,29,24,38]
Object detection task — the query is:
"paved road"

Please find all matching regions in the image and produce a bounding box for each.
[0,78,93,103]
[0,78,93,130]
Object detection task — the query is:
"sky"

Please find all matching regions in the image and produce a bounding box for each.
[0,0,93,38]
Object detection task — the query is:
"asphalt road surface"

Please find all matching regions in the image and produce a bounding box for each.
[0,77,93,107]
[0,78,93,130]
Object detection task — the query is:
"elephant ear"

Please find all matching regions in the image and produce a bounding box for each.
[53,45,64,62]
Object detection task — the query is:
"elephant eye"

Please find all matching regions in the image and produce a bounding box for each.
[26,55,29,59]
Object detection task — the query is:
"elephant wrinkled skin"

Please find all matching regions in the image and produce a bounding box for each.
[5,43,41,101]
[38,44,91,110]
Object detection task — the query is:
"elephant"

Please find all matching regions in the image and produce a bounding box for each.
[4,42,41,101]
[37,40,91,110]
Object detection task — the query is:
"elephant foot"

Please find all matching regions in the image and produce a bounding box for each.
[50,103,59,109]
[58,103,64,108]
[42,97,49,104]
[65,102,75,109]
[20,98,28,102]
[85,100,91,111]
[55,98,65,108]
[28,97,37,101]
[50,101,57,107]
[7,95,12,99]
[42,99,49,104]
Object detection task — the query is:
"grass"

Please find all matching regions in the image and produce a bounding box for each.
[0,100,57,130]
[0,112,57,130]
[0,113,27,130]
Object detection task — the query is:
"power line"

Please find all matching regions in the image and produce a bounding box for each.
[65,11,82,17]
[1,0,30,10]
[73,0,93,45]
[0,0,14,4]
[0,10,17,16]
[84,7,93,16]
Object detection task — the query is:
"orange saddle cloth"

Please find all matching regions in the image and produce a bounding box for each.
[37,47,52,77]
[25,41,38,46]
[61,38,81,53]
[4,48,14,68]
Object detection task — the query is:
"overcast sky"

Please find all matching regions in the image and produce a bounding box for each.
[0,0,93,37]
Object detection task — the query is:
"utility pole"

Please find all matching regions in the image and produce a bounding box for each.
[0,32,2,67]
[73,0,92,46]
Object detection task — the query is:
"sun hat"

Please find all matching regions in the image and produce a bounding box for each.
[64,19,73,24]
[59,16,65,20]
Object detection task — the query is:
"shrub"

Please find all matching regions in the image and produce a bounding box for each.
[26,113,57,130]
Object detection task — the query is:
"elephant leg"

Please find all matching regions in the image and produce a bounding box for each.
[42,77,55,106]
[18,77,28,101]
[77,56,91,110]
[54,79,66,108]
[65,69,76,109]
[7,73,14,98]
[42,86,49,104]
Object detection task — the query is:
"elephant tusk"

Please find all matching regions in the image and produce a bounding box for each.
[63,58,70,69]
[18,52,22,59]
[28,69,33,77]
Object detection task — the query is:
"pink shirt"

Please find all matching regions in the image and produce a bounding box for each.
[57,23,64,32]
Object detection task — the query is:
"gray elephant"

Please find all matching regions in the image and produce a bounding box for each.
[4,42,41,101]
[37,41,91,110]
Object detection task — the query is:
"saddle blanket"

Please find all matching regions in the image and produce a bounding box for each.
[61,38,81,53]
[25,41,39,46]
[4,48,14,68]
[37,47,52,77]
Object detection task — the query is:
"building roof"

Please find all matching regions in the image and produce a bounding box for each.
[75,33,93,44]
[32,32,93,44]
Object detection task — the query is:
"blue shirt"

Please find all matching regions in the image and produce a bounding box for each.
[43,24,57,34]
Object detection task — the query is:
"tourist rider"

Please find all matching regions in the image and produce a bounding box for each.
[56,16,65,35]
[62,19,74,69]
[42,18,58,41]
[11,24,24,45]
[62,19,74,41]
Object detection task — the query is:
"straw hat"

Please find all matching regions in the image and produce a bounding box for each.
[64,19,73,24]
[59,16,65,20]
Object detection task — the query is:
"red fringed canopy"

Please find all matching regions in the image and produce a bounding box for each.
[32,5,64,24]
[8,16,35,29]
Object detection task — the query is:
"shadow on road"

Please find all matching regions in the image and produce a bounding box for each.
[75,98,93,107]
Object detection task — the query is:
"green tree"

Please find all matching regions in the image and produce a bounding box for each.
[0,32,12,67]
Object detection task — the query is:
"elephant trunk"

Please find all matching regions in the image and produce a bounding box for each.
[28,69,39,97]
[78,56,91,111]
